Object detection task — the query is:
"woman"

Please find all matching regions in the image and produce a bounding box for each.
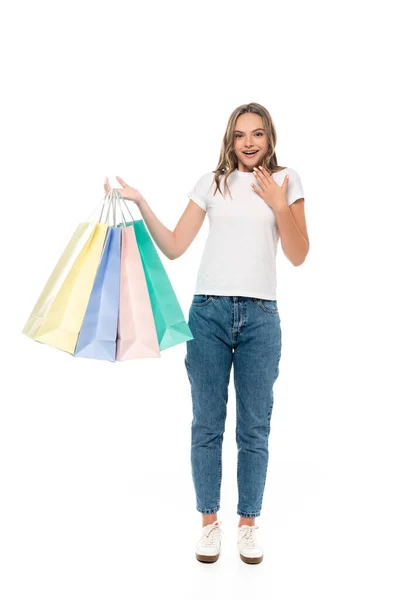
[104,102,309,565]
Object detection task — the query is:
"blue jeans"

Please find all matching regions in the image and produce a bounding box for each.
[184,294,282,518]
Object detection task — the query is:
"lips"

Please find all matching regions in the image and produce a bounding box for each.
[243,150,259,156]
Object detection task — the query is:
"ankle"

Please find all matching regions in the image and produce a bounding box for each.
[202,513,218,526]
[238,517,255,527]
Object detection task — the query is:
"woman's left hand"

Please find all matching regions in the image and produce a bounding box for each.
[251,166,289,212]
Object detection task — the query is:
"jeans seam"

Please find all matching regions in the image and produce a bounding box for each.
[257,305,279,315]
[191,299,214,307]
[255,298,279,315]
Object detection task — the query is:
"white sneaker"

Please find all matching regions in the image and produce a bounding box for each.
[237,524,264,564]
[196,520,223,562]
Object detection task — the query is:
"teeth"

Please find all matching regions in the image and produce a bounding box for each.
[244,151,258,155]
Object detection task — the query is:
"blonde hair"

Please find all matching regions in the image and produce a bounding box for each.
[211,102,286,199]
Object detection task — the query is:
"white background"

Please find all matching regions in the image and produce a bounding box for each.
[1,0,399,598]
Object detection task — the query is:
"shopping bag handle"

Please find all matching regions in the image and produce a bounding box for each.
[113,189,136,226]
[99,190,132,226]
[84,190,112,224]
[89,188,136,228]
[110,189,126,227]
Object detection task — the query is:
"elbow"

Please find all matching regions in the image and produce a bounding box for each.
[292,247,310,267]
[168,248,181,260]
[168,232,180,260]
[169,236,186,260]
[170,249,186,260]
[166,234,177,260]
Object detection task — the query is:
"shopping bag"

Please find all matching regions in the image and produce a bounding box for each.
[22,223,99,340]
[115,192,194,351]
[23,187,193,361]
[32,222,108,353]
[74,225,122,361]
[22,197,109,341]
[117,223,161,360]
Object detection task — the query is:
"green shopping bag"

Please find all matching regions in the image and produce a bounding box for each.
[116,192,194,351]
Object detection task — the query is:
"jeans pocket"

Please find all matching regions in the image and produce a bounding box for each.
[255,298,279,315]
[191,294,215,307]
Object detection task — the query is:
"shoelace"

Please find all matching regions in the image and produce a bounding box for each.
[199,521,223,547]
[238,525,260,548]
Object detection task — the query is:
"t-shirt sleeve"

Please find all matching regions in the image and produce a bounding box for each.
[287,169,305,206]
[187,174,207,211]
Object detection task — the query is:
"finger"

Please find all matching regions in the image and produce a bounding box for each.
[256,166,272,184]
[104,177,111,193]
[260,166,272,177]
[253,171,266,190]
[254,167,266,180]
[116,176,129,188]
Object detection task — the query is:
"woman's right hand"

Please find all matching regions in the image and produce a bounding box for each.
[104,176,144,206]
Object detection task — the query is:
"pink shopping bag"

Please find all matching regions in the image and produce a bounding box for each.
[116,225,161,360]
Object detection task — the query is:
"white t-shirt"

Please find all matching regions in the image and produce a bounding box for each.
[187,167,304,300]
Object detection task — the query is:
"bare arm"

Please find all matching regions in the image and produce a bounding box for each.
[274,198,309,266]
[137,197,206,260]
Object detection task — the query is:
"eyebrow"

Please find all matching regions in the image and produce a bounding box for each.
[233,128,265,133]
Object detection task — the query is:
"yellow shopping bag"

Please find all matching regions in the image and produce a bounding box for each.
[22,195,112,353]
[32,222,108,354]
[22,222,97,340]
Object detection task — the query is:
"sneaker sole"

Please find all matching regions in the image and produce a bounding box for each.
[196,552,220,563]
[239,553,264,564]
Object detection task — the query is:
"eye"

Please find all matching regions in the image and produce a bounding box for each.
[235,132,263,138]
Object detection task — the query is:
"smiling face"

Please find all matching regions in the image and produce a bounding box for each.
[233,113,268,172]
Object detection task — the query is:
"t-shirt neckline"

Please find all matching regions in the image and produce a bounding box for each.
[233,167,288,176]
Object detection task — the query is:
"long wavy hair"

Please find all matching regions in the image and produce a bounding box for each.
[211,102,286,199]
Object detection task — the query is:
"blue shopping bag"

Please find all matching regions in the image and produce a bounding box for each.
[74,226,121,361]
